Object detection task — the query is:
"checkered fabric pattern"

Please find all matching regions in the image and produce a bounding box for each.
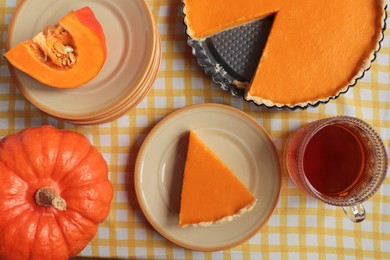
[1,0,389,259]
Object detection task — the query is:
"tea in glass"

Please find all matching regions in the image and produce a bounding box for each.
[286,116,387,222]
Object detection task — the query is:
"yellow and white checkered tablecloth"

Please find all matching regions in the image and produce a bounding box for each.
[1,0,389,259]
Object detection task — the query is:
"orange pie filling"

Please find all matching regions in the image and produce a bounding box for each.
[179,131,256,227]
[183,0,385,107]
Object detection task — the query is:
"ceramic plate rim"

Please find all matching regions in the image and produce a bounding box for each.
[53,29,162,125]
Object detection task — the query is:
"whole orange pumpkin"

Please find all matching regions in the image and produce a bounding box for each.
[0,125,113,260]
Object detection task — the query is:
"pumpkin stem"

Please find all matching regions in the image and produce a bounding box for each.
[35,186,67,211]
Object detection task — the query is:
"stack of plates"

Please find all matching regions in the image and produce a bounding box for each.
[6,0,161,125]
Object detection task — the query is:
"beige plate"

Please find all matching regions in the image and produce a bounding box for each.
[6,0,157,120]
[135,103,282,251]
[60,29,162,125]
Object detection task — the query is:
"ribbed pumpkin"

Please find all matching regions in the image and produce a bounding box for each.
[0,126,113,260]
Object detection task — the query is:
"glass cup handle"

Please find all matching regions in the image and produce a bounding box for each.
[342,204,366,223]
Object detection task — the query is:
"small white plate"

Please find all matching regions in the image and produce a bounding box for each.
[135,103,281,251]
[6,0,157,120]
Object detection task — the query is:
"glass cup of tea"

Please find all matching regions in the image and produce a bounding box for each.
[285,116,387,222]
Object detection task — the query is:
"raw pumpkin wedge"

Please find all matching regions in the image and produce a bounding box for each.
[4,6,106,88]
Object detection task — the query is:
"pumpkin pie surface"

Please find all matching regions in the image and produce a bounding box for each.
[179,131,256,227]
[183,0,385,107]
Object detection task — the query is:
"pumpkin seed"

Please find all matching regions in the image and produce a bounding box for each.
[65,46,74,53]
[68,52,76,63]
[54,42,67,54]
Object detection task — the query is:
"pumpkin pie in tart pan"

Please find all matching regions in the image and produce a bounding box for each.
[182,0,387,109]
[6,0,160,124]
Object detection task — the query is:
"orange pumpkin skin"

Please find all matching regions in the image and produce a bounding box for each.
[0,126,113,260]
[4,7,106,88]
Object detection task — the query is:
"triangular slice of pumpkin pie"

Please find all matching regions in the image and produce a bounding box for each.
[179,131,256,227]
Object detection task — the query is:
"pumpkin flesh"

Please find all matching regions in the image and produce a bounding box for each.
[4,7,106,88]
[0,126,113,260]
